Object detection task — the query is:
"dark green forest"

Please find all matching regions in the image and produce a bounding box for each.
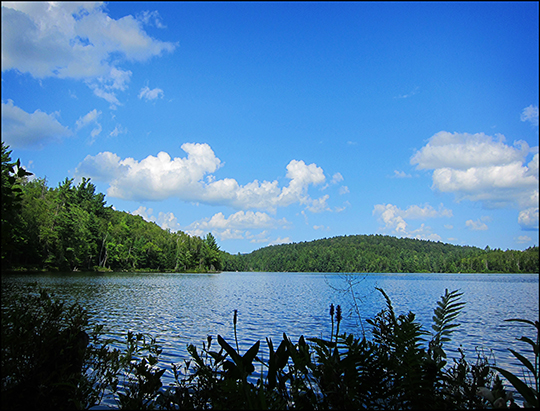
[223,235,538,273]
[1,142,222,273]
[2,142,538,274]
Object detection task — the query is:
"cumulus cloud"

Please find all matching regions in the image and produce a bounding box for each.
[138,86,164,101]
[373,203,452,239]
[1,99,72,148]
[411,131,539,229]
[186,210,291,241]
[521,105,539,126]
[411,132,529,171]
[75,143,331,212]
[518,207,539,230]
[190,211,288,231]
[1,2,176,104]
[132,206,180,231]
[465,218,489,231]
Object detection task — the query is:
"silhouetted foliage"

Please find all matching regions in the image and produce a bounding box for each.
[2,284,536,409]
[1,141,33,265]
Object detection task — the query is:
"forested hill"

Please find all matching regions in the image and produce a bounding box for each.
[221,235,539,274]
[2,143,222,273]
[2,143,538,274]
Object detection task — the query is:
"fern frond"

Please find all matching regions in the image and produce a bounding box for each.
[431,289,465,347]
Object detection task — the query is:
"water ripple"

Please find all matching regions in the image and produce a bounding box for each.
[2,271,538,392]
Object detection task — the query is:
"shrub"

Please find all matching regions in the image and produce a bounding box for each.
[2,283,536,409]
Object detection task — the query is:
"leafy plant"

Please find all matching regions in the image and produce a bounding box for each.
[1,284,119,410]
[492,318,539,408]
[5,283,535,410]
[116,332,166,410]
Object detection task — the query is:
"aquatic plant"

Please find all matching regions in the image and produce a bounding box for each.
[492,318,539,408]
[2,283,537,409]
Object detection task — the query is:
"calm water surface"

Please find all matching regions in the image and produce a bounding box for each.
[2,271,538,406]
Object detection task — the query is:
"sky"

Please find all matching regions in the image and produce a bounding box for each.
[1,1,539,255]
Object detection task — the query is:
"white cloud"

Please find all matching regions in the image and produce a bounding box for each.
[1,2,176,104]
[76,109,101,129]
[334,201,350,212]
[306,194,330,213]
[74,151,128,182]
[518,207,539,230]
[465,219,489,231]
[132,206,154,222]
[331,172,343,184]
[411,131,529,171]
[76,108,102,142]
[156,211,180,231]
[75,144,331,212]
[411,131,539,229]
[373,203,452,238]
[1,99,72,148]
[322,171,345,191]
[268,237,292,246]
[132,206,181,232]
[516,235,532,244]
[189,210,288,231]
[409,224,442,241]
[393,170,412,178]
[109,124,127,137]
[137,10,166,29]
[339,185,350,195]
[138,86,164,101]
[185,210,290,242]
[90,85,121,108]
[313,225,330,230]
[521,105,539,126]
[247,231,271,244]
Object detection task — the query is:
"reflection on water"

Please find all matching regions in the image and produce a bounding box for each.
[2,271,538,398]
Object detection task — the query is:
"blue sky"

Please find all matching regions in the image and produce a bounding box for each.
[2,1,538,254]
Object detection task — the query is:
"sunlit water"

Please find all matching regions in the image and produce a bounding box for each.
[2,271,538,408]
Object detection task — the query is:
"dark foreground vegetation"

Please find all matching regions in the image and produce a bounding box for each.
[1,282,538,410]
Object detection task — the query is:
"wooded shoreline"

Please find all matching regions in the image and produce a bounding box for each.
[3,142,538,275]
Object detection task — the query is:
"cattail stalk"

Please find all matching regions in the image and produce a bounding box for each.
[329,303,335,341]
[335,305,342,344]
[233,309,239,353]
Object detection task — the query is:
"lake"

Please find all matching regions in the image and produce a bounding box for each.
[2,271,538,407]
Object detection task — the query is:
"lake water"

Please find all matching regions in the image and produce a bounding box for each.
[2,271,538,407]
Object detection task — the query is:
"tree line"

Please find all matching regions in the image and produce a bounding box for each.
[1,142,222,273]
[3,142,537,274]
[222,234,539,273]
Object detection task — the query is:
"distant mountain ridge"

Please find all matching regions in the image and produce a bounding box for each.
[222,234,539,273]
